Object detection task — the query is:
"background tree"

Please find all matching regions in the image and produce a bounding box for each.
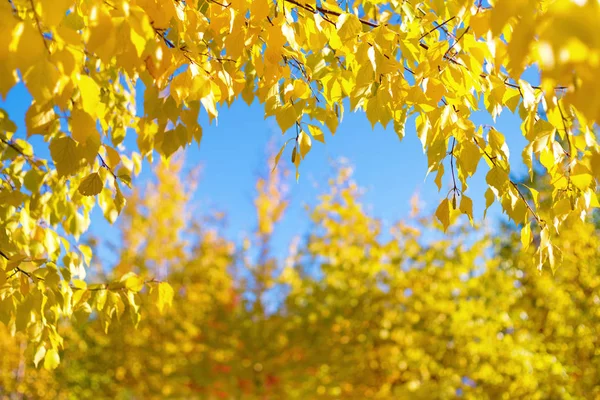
[2,0,600,368]
[2,160,599,398]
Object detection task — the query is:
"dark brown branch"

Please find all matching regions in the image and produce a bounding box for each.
[419,16,455,40]
[29,0,51,54]
[72,278,160,291]
[498,77,568,92]
[476,137,542,225]
[449,137,459,199]
[207,0,230,7]
[98,154,117,179]
[0,135,45,171]
[557,100,574,163]
[444,26,469,59]
[283,0,378,27]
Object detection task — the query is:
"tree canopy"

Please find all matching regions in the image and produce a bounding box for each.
[1,0,600,370]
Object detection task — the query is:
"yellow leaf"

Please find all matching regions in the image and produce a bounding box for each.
[78,75,101,117]
[275,103,298,133]
[521,222,531,250]
[0,63,18,99]
[10,22,46,74]
[435,198,450,232]
[570,163,593,191]
[157,282,174,314]
[547,244,563,273]
[272,142,287,172]
[250,0,271,23]
[40,0,72,26]
[484,188,495,218]
[114,184,126,213]
[49,136,80,176]
[200,92,218,120]
[458,139,481,177]
[70,108,97,144]
[336,13,362,42]
[125,274,144,292]
[460,195,474,224]
[104,145,121,169]
[26,101,56,136]
[79,245,93,266]
[43,348,60,370]
[307,124,325,143]
[298,130,311,158]
[96,289,108,311]
[72,279,87,290]
[33,345,46,367]
[486,167,508,195]
[78,172,104,196]
[434,163,444,191]
[23,61,60,103]
[488,128,508,159]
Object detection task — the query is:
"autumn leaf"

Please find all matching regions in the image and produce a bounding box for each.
[78,172,104,196]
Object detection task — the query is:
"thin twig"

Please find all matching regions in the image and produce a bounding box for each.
[0,135,46,171]
[98,154,117,179]
[449,137,459,199]
[557,100,574,164]
[29,0,51,54]
[284,0,378,27]
[476,137,542,225]
[444,26,469,59]
[419,16,455,40]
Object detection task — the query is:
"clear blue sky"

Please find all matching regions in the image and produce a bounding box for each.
[1,70,535,266]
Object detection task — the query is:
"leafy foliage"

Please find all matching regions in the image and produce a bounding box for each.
[1,0,600,368]
[2,161,600,398]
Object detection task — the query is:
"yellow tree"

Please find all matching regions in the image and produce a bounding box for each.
[277,166,598,399]
[2,0,600,367]
[2,160,600,398]
[47,159,236,399]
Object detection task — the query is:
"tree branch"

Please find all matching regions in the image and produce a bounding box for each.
[283,0,378,27]
[419,16,455,40]
[476,137,543,225]
[29,0,51,54]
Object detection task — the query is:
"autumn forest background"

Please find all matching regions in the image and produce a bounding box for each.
[3,0,600,398]
[1,155,600,399]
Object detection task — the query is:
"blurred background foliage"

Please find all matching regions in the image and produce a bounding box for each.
[1,158,599,399]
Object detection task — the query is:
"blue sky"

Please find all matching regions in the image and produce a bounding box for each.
[1,71,534,266]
